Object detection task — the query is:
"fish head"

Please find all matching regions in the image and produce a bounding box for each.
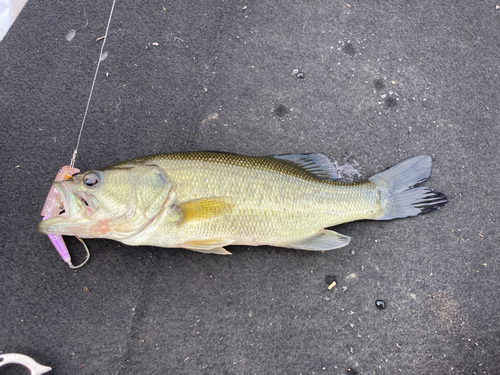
[38,163,175,240]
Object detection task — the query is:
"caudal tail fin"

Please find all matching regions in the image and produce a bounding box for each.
[369,155,448,220]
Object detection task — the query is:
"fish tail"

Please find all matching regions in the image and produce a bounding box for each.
[369,155,448,220]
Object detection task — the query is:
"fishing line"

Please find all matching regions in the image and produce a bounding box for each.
[70,0,117,168]
[64,0,117,268]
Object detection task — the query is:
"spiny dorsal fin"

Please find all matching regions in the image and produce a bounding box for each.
[177,197,234,224]
[272,153,340,180]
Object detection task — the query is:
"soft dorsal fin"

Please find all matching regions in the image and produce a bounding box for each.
[177,197,234,224]
[272,153,340,180]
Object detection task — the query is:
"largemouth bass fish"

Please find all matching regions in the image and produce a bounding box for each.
[38,152,448,254]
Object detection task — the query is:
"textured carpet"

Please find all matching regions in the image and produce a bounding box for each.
[1,1,499,374]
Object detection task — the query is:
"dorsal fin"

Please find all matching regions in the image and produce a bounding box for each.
[271,153,340,180]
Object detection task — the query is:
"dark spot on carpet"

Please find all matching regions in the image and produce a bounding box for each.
[274,105,289,117]
[374,78,385,90]
[343,43,356,56]
[385,97,398,107]
[325,274,337,285]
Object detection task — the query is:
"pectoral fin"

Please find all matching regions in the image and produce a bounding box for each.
[285,229,351,251]
[177,197,234,224]
[181,238,234,255]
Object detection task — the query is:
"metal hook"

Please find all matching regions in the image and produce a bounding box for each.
[69,236,91,269]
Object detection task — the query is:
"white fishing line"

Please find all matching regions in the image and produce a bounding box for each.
[64,0,117,269]
[70,0,117,168]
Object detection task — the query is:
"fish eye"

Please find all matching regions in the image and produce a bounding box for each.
[83,171,100,187]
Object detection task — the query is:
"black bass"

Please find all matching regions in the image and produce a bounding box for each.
[38,152,448,254]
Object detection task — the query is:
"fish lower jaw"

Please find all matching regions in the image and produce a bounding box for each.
[38,217,61,234]
[37,216,81,236]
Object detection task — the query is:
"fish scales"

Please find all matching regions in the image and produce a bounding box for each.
[130,152,381,246]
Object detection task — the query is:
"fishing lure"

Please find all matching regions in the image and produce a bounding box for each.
[40,166,89,268]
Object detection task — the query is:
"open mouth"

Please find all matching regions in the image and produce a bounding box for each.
[54,182,94,217]
[53,181,94,218]
[38,182,93,235]
[53,181,71,217]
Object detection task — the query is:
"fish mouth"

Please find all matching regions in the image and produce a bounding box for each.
[38,182,92,235]
[57,181,96,217]
[54,181,71,217]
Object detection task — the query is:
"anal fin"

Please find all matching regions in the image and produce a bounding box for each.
[285,229,351,251]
